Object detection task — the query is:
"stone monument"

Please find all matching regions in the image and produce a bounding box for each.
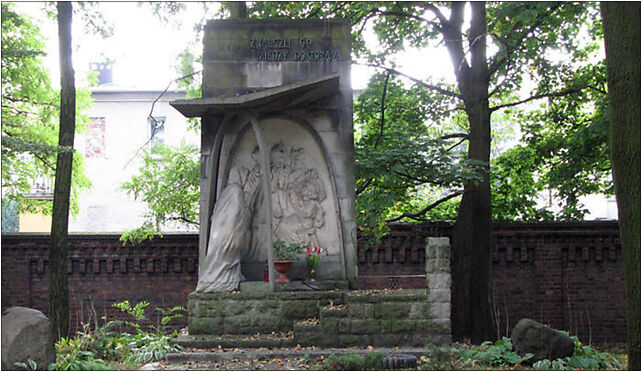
[171,19,357,291]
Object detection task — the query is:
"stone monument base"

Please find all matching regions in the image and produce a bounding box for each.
[185,287,450,347]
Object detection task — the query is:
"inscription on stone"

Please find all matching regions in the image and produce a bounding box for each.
[249,37,338,62]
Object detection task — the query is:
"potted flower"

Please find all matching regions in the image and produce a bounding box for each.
[305,246,323,281]
[272,240,303,282]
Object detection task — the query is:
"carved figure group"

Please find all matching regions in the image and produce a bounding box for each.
[196,142,326,292]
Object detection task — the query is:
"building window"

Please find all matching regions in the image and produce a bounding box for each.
[149,116,166,144]
[85,117,106,158]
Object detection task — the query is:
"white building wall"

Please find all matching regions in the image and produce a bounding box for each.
[70,88,199,232]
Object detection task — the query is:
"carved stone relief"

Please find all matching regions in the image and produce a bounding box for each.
[196,117,341,292]
[224,117,340,261]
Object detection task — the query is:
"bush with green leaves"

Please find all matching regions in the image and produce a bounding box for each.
[533,336,622,370]
[14,359,38,371]
[458,337,533,367]
[51,300,185,370]
[52,334,113,371]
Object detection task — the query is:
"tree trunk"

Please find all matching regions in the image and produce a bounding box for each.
[49,1,75,343]
[228,2,247,18]
[450,1,496,343]
[600,3,641,370]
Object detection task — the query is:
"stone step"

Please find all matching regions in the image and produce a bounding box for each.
[172,333,297,349]
[165,347,431,363]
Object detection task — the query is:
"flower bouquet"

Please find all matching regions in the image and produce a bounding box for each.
[305,246,322,280]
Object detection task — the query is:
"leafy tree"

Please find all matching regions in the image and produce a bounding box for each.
[120,142,200,244]
[1,2,92,217]
[354,72,482,241]
[601,2,640,370]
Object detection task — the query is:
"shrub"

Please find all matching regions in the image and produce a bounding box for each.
[458,337,533,367]
[533,336,622,370]
[51,301,185,370]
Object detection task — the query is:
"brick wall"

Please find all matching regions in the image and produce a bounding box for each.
[356,221,624,343]
[1,221,624,343]
[1,233,198,332]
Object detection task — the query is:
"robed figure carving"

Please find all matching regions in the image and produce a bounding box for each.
[196,142,326,292]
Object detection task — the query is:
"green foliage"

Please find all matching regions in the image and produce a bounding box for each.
[533,336,622,370]
[323,352,385,370]
[120,142,199,243]
[273,240,303,261]
[119,221,161,245]
[458,337,533,367]
[53,333,113,370]
[354,73,482,241]
[154,305,187,334]
[1,3,92,216]
[418,346,462,370]
[52,301,184,370]
[112,300,149,328]
[14,359,38,370]
[305,246,322,269]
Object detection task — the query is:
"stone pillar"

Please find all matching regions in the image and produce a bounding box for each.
[425,237,451,341]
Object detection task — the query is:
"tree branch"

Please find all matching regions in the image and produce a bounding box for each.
[446,137,469,152]
[415,2,449,25]
[374,73,391,148]
[487,2,564,77]
[374,9,441,30]
[354,62,462,99]
[386,191,463,222]
[168,216,199,225]
[439,133,469,140]
[490,85,591,112]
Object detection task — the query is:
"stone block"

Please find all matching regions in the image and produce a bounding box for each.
[295,331,320,346]
[223,315,255,334]
[376,302,411,319]
[428,289,450,303]
[390,320,416,333]
[337,319,351,334]
[428,319,450,334]
[415,319,429,332]
[409,302,432,319]
[350,319,380,334]
[347,303,375,318]
[304,302,320,318]
[320,307,347,318]
[370,334,400,347]
[293,321,320,334]
[239,281,271,293]
[336,334,360,347]
[381,319,392,333]
[248,299,281,313]
[321,319,338,334]
[427,273,451,289]
[222,300,246,316]
[282,300,310,319]
[189,317,223,335]
[430,303,451,320]
[2,307,54,371]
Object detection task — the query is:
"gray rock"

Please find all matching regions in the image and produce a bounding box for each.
[510,318,575,362]
[2,307,55,370]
